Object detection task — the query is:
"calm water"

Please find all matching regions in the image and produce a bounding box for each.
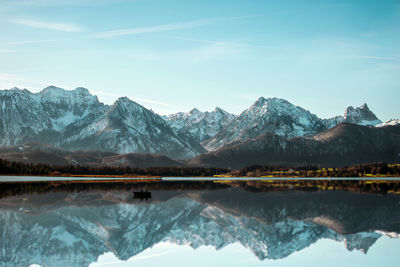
[0,181,399,266]
[1,175,400,182]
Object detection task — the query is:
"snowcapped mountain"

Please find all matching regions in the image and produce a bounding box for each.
[191,123,400,169]
[1,188,397,267]
[203,97,326,151]
[0,86,395,160]
[323,103,382,128]
[0,87,204,160]
[164,107,237,143]
[0,86,105,146]
[63,96,204,159]
[377,119,400,128]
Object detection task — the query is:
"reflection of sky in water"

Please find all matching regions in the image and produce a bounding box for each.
[4,185,398,267]
[85,237,400,267]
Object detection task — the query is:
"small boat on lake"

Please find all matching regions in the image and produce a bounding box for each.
[133,189,151,201]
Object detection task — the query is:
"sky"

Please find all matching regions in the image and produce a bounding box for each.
[0,0,399,120]
[79,236,400,266]
[27,236,400,267]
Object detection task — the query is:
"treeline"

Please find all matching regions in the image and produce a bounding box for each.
[0,158,228,177]
[1,158,399,177]
[230,162,400,177]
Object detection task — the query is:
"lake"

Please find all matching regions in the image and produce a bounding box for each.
[1,175,400,182]
[0,178,399,266]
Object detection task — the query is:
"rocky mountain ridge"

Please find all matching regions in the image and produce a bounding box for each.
[0,87,204,160]
[190,123,400,168]
[0,86,397,165]
[164,107,237,143]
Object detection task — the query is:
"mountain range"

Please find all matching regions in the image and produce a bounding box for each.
[0,86,399,168]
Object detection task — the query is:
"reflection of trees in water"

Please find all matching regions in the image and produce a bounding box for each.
[1,180,400,199]
[0,182,400,266]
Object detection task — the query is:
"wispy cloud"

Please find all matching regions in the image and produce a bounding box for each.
[93,15,260,38]
[93,19,210,38]
[356,55,400,61]
[91,90,174,108]
[175,36,269,49]
[1,0,124,6]
[9,38,67,45]
[11,18,83,32]
[0,49,15,53]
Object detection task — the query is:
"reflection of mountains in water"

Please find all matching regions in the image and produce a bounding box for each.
[0,188,399,267]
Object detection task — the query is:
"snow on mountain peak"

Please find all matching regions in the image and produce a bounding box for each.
[74,87,92,96]
[189,108,201,115]
[41,85,64,94]
[376,119,400,127]
[165,107,237,143]
[214,107,226,113]
[0,85,395,159]
[322,103,383,128]
[344,103,381,126]
[203,97,326,151]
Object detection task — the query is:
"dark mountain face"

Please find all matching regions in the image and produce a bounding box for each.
[101,153,184,168]
[0,143,183,169]
[0,187,399,266]
[190,124,400,169]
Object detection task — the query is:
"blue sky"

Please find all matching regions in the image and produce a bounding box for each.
[0,0,399,120]
[90,236,400,267]
[28,235,400,266]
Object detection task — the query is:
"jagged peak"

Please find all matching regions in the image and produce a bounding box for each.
[41,85,64,93]
[74,87,92,95]
[114,96,133,107]
[252,97,291,107]
[113,96,146,111]
[189,108,202,114]
[344,103,371,114]
[376,119,400,127]
[343,103,380,122]
[1,87,30,95]
[247,97,302,116]
[115,96,130,103]
[253,96,267,106]
[214,106,228,114]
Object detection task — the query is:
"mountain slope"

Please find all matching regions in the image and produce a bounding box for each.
[0,143,184,168]
[0,86,396,162]
[0,87,205,160]
[165,107,236,143]
[190,124,400,169]
[377,119,400,128]
[0,86,106,146]
[323,103,382,128]
[62,97,205,159]
[203,97,326,151]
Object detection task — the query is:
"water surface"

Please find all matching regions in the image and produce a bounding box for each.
[1,175,400,182]
[0,180,399,266]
